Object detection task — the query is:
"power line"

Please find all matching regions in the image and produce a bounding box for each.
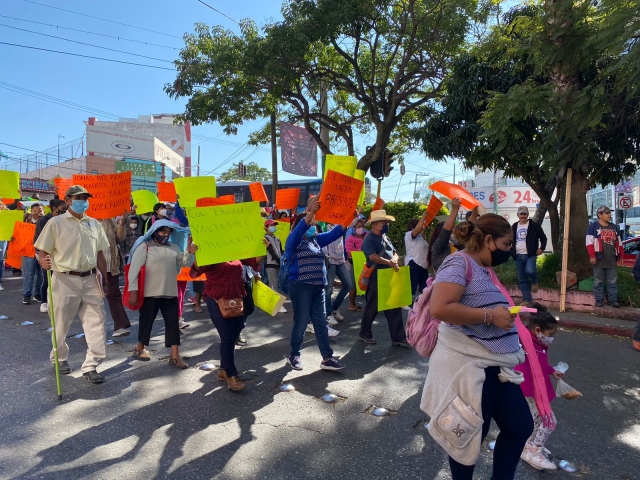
[0,15,180,50]
[197,0,239,24]
[0,23,174,63]
[0,42,175,71]
[23,0,183,39]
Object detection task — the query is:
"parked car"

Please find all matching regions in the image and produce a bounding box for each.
[621,237,640,267]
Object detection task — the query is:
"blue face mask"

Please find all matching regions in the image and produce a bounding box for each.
[70,199,89,214]
[381,224,389,235]
[304,226,317,239]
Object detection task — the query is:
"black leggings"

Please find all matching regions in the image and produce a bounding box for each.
[449,366,533,480]
[138,297,180,347]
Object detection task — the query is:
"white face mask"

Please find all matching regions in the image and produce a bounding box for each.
[129,223,138,230]
[536,332,555,346]
[158,209,167,217]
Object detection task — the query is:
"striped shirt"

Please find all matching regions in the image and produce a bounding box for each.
[434,253,520,354]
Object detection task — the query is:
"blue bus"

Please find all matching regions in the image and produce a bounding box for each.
[216,178,322,210]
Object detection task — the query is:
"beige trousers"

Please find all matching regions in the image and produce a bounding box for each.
[50,272,107,373]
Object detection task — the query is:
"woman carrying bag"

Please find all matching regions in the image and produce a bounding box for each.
[126,220,197,369]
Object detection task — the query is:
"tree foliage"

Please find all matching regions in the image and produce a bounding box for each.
[217,162,271,182]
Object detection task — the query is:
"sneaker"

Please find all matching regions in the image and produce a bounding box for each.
[112,328,130,337]
[521,444,557,470]
[34,296,42,303]
[235,334,248,346]
[327,325,340,337]
[279,306,287,313]
[22,296,31,305]
[327,315,339,326]
[609,301,620,308]
[305,324,315,334]
[331,310,344,321]
[320,357,345,371]
[359,335,377,345]
[83,370,103,384]
[595,301,603,307]
[132,347,151,361]
[287,355,303,370]
[179,318,190,329]
[0,284,4,291]
[402,306,411,311]
[531,283,539,293]
[57,360,72,374]
[40,302,49,313]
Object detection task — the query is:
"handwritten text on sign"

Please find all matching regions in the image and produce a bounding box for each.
[53,178,74,197]
[7,222,36,257]
[276,188,300,210]
[324,154,357,179]
[187,202,265,265]
[315,170,364,226]
[249,182,268,203]
[72,172,132,219]
[156,182,177,203]
[252,280,286,316]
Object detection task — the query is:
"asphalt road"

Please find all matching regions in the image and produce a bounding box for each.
[0,272,638,480]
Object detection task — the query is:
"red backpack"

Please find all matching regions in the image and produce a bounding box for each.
[406,252,473,357]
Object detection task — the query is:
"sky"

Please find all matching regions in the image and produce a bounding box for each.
[0,0,465,202]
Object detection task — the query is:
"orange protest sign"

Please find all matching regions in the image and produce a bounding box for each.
[5,252,22,269]
[196,196,235,207]
[53,177,74,197]
[249,182,268,203]
[1,198,14,205]
[372,197,385,212]
[219,195,235,204]
[157,182,177,203]
[276,188,300,210]
[72,172,132,219]
[176,267,206,282]
[6,222,36,263]
[429,181,480,211]
[315,170,365,226]
[424,195,444,226]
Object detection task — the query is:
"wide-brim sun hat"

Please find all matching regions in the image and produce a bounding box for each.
[366,209,396,226]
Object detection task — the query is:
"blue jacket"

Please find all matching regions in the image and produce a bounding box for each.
[285,218,344,285]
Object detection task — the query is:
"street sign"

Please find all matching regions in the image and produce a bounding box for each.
[619,195,632,210]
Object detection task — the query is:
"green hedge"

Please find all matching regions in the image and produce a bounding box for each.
[362,201,449,256]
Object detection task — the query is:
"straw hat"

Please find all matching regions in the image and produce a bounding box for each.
[366,209,396,226]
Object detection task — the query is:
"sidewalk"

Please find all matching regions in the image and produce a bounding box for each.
[550,309,637,337]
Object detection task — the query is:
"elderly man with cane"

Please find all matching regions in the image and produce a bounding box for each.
[35,185,110,384]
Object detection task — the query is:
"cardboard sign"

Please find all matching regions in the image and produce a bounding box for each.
[372,197,385,212]
[196,196,235,207]
[274,222,290,250]
[351,250,367,296]
[429,181,480,211]
[132,190,159,215]
[315,170,364,226]
[0,171,20,200]
[354,169,366,206]
[174,176,217,207]
[176,266,206,282]
[377,266,412,311]
[157,182,177,203]
[249,182,268,203]
[424,195,444,226]
[0,210,24,241]
[276,188,300,210]
[53,177,74,197]
[6,222,35,260]
[252,280,287,316]
[324,154,357,179]
[72,172,132,219]
[187,202,265,265]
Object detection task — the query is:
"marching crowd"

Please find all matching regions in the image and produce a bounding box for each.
[0,183,636,480]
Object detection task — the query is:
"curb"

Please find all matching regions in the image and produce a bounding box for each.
[557,319,634,338]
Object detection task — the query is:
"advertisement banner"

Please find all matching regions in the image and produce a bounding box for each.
[115,160,156,178]
[468,187,541,209]
[280,122,318,177]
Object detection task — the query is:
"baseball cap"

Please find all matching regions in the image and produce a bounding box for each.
[597,206,611,215]
[517,206,529,215]
[264,219,279,227]
[65,185,93,198]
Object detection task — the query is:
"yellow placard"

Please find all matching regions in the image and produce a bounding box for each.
[274,222,290,250]
[252,279,287,316]
[174,176,217,208]
[0,171,20,200]
[0,210,23,241]
[324,154,357,179]
[377,266,412,311]
[131,190,159,215]
[351,250,366,296]
[354,169,366,206]
[187,202,265,265]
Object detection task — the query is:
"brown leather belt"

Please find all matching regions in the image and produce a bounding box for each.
[63,268,96,277]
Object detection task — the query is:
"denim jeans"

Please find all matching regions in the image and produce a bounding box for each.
[408,260,429,298]
[325,263,352,315]
[593,266,618,304]
[289,280,333,359]
[22,255,43,298]
[515,254,538,302]
[448,366,533,480]
[0,241,6,284]
[206,297,247,378]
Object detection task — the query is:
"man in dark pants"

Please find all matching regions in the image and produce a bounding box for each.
[511,206,547,304]
[359,210,408,346]
[631,255,640,352]
[586,206,623,307]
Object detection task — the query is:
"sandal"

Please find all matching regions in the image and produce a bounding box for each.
[349,306,364,312]
[169,355,188,369]
[193,304,203,313]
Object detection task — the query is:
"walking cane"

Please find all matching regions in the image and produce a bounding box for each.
[47,269,62,400]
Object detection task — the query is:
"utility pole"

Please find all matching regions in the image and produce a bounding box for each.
[197,146,201,177]
[270,111,278,205]
[453,164,456,184]
[412,173,430,202]
[319,81,329,175]
[57,134,65,164]
[493,169,499,214]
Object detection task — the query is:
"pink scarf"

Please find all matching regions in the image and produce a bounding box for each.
[488,268,555,428]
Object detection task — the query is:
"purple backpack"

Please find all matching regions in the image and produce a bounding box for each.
[406,252,473,357]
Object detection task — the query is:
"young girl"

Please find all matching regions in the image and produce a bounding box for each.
[515,303,563,471]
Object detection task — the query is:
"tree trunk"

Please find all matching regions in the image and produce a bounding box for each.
[548,205,560,253]
[560,169,591,278]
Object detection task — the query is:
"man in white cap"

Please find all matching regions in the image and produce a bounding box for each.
[359,209,408,346]
[511,206,547,304]
[35,185,110,384]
